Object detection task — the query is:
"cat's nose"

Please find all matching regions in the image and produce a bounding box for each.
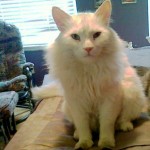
[84,47,93,53]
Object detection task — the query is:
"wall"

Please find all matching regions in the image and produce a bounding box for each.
[76,0,95,12]
[111,0,149,47]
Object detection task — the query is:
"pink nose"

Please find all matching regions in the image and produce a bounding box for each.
[84,47,93,53]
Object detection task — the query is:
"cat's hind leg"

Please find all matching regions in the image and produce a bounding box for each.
[73,129,79,140]
[117,121,133,132]
[117,81,146,132]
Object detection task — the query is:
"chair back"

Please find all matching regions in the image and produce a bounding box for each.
[0,21,26,81]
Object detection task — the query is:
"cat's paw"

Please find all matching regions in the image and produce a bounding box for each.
[98,137,115,149]
[75,139,94,149]
[119,121,133,132]
[73,130,79,140]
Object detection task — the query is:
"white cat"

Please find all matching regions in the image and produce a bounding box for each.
[32,0,146,149]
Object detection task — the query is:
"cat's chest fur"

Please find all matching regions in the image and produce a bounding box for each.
[57,58,122,101]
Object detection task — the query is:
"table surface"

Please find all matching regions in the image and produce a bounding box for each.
[125,47,150,67]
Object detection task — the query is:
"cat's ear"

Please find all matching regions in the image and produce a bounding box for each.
[95,0,112,26]
[52,7,71,31]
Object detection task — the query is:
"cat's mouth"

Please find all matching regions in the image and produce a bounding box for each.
[84,53,96,58]
[80,50,100,62]
[83,53,99,62]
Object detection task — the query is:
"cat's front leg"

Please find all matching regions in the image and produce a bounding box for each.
[67,105,93,149]
[63,100,93,149]
[98,98,121,149]
[73,112,93,149]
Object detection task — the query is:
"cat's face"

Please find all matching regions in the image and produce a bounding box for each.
[52,0,112,63]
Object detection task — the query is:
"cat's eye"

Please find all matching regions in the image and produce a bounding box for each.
[93,32,101,39]
[71,34,80,41]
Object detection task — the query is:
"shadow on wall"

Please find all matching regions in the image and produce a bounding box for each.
[111,0,149,47]
[25,50,48,86]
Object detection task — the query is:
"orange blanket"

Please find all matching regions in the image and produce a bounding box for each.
[5,96,150,150]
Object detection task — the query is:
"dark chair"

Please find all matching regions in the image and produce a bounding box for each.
[0,91,18,143]
[0,21,35,141]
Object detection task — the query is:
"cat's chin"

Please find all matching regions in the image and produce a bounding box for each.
[80,55,99,63]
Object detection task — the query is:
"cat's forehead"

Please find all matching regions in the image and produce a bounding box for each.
[72,13,98,27]
[69,13,105,33]
[72,13,94,23]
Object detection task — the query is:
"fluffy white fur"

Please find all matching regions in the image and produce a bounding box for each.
[32,0,147,149]
[31,82,61,99]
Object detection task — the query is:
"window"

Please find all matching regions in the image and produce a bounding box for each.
[0,0,77,50]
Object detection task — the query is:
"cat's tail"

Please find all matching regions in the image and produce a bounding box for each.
[31,82,62,100]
